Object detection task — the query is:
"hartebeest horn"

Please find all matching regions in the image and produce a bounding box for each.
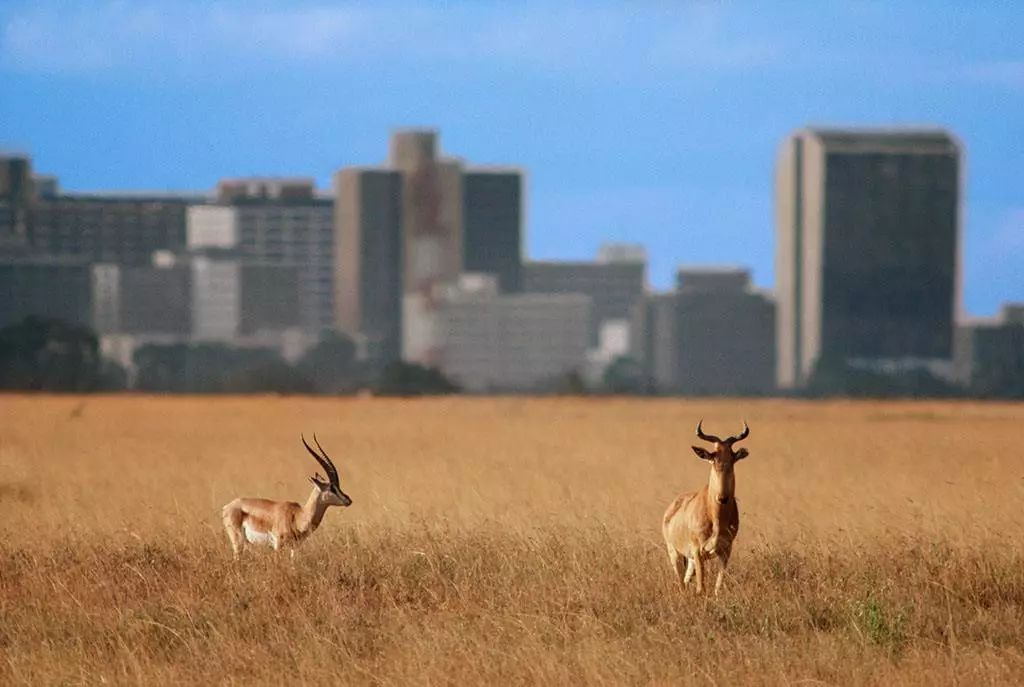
[696,419,723,444]
[301,434,340,488]
[725,421,750,445]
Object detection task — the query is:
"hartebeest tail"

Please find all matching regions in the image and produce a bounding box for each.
[662,420,750,595]
[222,434,352,558]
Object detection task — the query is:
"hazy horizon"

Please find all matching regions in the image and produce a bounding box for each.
[2,1,1022,315]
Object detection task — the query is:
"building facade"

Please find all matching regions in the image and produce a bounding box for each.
[0,155,33,255]
[955,304,1024,394]
[524,249,646,347]
[334,130,524,368]
[334,167,404,368]
[775,128,961,389]
[435,275,590,392]
[187,178,335,333]
[463,169,523,294]
[31,192,196,264]
[0,256,94,329]
[633,267,775,395]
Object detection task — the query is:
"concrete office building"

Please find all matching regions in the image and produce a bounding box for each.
[524,246,646,347]
[435,274,590,392]
[632,267,775,395]
[391,130,465,366]
[955,304,1024,393]
[0,256,93,329]
[0,155,33,255]
[334,167,404,367]
[32,191,198,264]
[334,130,524,367]
[775,127,961,389]
[91,250,300,342]
[631,291,681,393]
[91,259,192,336]
[187,178,335,332]
[189,252,301,342]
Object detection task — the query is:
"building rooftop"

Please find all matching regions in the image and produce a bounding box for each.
[52,190,207,202]
[798,126,959,151]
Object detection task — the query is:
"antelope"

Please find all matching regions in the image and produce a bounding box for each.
[662,420,750,595]
[221,435,352,558]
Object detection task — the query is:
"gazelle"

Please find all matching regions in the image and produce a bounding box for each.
[662,420,750,595]
[222,435,352,558]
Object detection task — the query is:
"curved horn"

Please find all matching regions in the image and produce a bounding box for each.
[312,433,341,487]
[696,419,723,444]
[301,434,339,488]
[725,421,750,445]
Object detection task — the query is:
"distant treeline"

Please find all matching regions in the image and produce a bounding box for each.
[2,316,1024,398]
[0,317,459,396]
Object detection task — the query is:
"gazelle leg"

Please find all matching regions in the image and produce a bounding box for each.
[222,510,245,559]
[683,556,696,586]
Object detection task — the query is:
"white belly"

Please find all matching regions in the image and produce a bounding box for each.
[243,522,277,548]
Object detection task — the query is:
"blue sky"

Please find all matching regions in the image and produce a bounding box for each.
[1,1,1022,316]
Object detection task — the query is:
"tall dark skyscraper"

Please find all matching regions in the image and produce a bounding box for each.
[463,169,523,294]
[775,127,961,388]
[334,167,404,367]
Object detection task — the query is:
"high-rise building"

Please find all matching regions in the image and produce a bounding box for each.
[334,130,524,367]
[463,169,523,293]
[390,130,466,365]
[187,178,335,332]
[524,248,646,347]
[434,274,590,392]
[632,267,775,395]
[0,155,33,255]
[334,167,404,367]
[775,127,961,389]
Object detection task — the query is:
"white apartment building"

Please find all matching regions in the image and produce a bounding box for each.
[434,274,590,392]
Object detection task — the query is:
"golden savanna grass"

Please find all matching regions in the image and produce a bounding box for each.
[2,395,1024,685]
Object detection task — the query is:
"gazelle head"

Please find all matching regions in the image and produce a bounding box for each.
[301,434,353,507]
[692,420,750,504]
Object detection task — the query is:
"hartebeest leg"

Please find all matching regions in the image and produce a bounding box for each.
[667,545,687,591]
[692,546,705,594]
[683,556,696,586]
[714,549,731,596]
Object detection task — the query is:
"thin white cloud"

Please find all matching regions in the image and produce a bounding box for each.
[0,2,783,78]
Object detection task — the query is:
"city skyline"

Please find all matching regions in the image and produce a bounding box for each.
[2,2,1023,316]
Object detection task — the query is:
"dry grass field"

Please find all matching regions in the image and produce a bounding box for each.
[1,395,1023,685]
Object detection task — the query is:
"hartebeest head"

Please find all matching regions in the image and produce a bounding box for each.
[692,420,750,504]
[301,434,353,507]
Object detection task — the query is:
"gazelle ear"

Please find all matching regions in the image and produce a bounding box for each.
[691,446,713,461]
[310,475,327,489]
[733,448,749,461]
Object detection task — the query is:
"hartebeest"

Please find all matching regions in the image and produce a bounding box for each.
[662,420,750,595]
[222,435,352,558]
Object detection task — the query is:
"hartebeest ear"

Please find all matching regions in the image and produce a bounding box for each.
[733,448,749,461]
[691,446,713,461]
